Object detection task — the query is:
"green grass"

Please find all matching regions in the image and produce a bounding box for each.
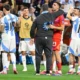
[0,64,79,80]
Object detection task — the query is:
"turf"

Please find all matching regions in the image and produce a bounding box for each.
[0,64,80,80]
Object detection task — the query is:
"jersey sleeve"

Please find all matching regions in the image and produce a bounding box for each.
[13,15,18,22]
[72,16,78,21]
[0,17,5,26]
[1,17,4,24]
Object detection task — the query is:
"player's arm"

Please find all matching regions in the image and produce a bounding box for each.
[49,15,64,30]
[66,7,74,20]
[0,18,5,32]
[16,17,21,28]
[66,11,72,20]
[67,8,78,22]
[30,19,37,39]
[30,20,37,45]
[16,12,23,27]
[49,24,64,31]
[0,24,4,32]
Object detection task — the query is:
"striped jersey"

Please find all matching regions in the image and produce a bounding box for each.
[1,13,18,37]
[71,16,80,39]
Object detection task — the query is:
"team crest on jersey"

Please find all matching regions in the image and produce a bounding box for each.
[25,23,30,29]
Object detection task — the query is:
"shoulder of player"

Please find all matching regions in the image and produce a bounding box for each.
[10,13,18,17]
[72,16,79,21]
[58,14,64,18]
[1,15,6,21]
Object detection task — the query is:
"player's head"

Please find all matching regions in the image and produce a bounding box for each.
[52,2,61,11]
[3,4,11,14]
[22,7,29,17]
[73,8,80,16]
[41,4,49,11]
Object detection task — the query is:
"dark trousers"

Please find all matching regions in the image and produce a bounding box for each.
[35,37,52,73]
[0,53,3,71]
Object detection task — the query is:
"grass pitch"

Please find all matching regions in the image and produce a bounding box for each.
[0,64,80,80]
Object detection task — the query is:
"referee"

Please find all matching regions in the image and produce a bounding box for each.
[30,4,64,75]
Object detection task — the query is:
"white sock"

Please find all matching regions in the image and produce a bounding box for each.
[43,60,46,70]
[77,66,80,72]
[69,65,73,71]
[2,53,8,73]
[22,55,27,70]
[32,56,36,71]
[7,61,10,69]
[53,61,56,72]
[73,68,76,72]
[10,53,17,70]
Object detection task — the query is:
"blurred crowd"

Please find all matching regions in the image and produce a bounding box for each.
[0,0,80,17]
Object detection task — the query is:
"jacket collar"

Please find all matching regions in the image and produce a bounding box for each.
[41,11,49,14]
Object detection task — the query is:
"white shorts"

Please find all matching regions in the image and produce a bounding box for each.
[68,39,80,56]
[19,39,35,52]
[1,37,16,53]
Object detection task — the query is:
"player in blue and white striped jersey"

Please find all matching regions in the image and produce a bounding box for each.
[67,7,80,75]
[0,4,18,74]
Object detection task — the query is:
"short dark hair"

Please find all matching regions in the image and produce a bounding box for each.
[75,1,79,4]
[41,4,48,11]
[3,4,11,11]
[22,6,29,11]
[54,2,61,8]
[48,1,61,8]
[74,8,80,12]
[48,0,56,8]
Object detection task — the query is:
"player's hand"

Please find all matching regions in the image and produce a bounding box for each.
[69,6,74,13]
[49,25,55,29]
[20,11,23,17]
[30,7,35,13]
[18,12,23,22]
[29,39,34,45]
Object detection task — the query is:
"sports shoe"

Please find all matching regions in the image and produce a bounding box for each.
[73,68,76,72]
[52,71,62,76]
[76,72,80,75]
[0,71,7,74]
[77,67,80,75]
[40,70,46,75]
[67,71,76,75]
[40,70,51,75]
[22,68,27,72]
[13,70,18,74]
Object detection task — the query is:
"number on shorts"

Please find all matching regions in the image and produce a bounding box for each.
[53,42,56,46]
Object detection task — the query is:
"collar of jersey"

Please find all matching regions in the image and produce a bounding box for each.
[41,11,49,14]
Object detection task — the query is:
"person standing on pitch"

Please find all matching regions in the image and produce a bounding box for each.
[18,6,36,72]
[0,4,18,74]
[30,4,64,75]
